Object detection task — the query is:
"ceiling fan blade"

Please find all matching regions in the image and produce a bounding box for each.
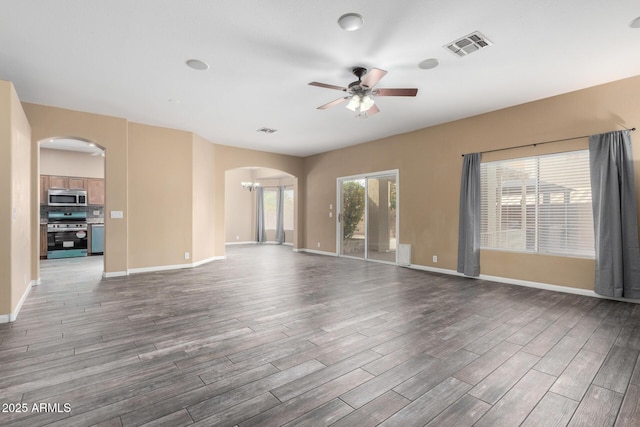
[317,97,349,110]
[309,82,347,91]
[361,68,387,88]
[374,88,418,97]
[366,104,380,116]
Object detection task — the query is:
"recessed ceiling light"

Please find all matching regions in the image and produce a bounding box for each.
[630,16,640,28]
[418,58,440,70]
[338,13,364,31]
[186,59,209,70]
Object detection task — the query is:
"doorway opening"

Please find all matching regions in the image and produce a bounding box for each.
[337,170,398,264]
[225,167,296,246]
[38,137,106,280]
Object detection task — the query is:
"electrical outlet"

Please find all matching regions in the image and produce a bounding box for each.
[433,255,438,263]
[236,235,240,240]
[184,252,190,260]
[317,242,321,248]
[329,212,333,218]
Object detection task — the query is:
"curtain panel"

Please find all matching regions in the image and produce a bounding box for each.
[255,187,266,243]
[589,130,640,298]
[457,153,481,277]
[275,186,285,244]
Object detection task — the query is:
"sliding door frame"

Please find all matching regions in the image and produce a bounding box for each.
[336,169,399,265]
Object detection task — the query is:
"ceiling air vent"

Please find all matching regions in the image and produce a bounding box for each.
[445,31,492,57]
[256,127,278,134]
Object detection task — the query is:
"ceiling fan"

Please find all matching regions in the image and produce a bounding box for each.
[309,67,418,117]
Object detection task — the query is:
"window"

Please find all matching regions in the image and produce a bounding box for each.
[263,187,294,231]
[480,150,594,257]
[263,189,278,230]
[283,188,294,230]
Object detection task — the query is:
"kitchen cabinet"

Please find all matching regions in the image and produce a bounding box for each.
[68,177,87,190]
[40,224,47,258]
[41,175,103,205]
[40,175,49,204]
[48,175,68,189]
[87,178,105,205]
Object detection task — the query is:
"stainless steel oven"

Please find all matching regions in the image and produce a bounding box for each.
[47,211,88,259]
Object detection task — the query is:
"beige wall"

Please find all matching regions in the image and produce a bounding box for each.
[0,81,32,318]
[225,168,256,243]
[23,102,129,277]
[127,123,194,269]
[192,133,216,263]
[304,74,640,291]
[40,147,104,178]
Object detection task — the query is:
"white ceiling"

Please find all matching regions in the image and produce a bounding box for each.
[2,1,640,157]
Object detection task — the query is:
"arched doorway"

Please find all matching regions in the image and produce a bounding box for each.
[38,137,106,279]
[225,167,296,246]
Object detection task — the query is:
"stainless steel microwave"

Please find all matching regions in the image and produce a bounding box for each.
[47,189,87,207]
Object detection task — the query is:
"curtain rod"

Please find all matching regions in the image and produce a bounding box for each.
[461,127,636,157]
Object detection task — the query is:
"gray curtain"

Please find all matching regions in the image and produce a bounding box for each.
[589,130,640,298]
[275,186,285,244]
[457,153,481,277]
[255,187,266,243]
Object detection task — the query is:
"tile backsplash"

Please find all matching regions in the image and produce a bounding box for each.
[41,205,104,222]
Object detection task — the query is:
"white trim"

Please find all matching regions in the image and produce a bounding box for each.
[295,248,339,257]
[225,241,258,246]
[0,280,34,323]
[103,271,127,278]
[301,250,640,304]
[405,262,640,303]
[192,256,225,267]
[127,256,226,275]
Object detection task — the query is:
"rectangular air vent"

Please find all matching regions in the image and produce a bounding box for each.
[256,127,278,134]
[445,31,492,57]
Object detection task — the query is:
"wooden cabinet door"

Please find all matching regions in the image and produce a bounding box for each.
[48,175,68,189]
[40,224,48,258]
[40,175,49,204]
[87,178,105,205]
[68,177,87,190]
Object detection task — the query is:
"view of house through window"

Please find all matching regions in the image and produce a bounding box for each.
[480,150,594,257]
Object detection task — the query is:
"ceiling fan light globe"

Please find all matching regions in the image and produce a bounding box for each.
[361,95,375,111]
[346,95,361,112]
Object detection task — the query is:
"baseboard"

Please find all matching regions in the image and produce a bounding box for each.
[103,271,128,278]
[294,248,338,257]
[406,263,640,303]
[192,256,225,267]
[127,256,226,275]
[0,280,34,323]
[296,250,639,304]
[225,241,257,246]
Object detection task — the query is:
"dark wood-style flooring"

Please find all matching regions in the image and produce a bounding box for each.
[1,245,640,426]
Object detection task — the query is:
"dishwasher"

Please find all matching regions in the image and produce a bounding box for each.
[91,224,104,254]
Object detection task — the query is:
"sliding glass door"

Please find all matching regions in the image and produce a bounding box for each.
[338,171,398,263]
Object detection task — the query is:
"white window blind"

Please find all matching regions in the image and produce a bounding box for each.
[263,189,278,230]
[480,150,594,257]
[283,188,294,230]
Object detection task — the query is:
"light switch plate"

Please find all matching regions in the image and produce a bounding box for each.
[110,210,124,219]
